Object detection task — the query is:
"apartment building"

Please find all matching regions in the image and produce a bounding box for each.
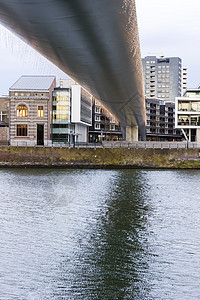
[175,88,200,143]
[142,56,185,102]
[146,98,181,141]
[89,99,122,142]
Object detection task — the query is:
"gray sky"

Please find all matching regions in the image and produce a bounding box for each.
[0,0,199,94]
[0,26,66,95]
[136,0,200,88]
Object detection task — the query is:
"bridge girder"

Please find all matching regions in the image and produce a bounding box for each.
[0,0,146,140]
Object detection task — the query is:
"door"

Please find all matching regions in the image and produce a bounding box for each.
[37,124,44,145]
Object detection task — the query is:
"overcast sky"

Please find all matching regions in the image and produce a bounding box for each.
[0,0,200,94]
[136,0,200,88]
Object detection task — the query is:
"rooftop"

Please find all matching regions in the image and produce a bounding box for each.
[10,76,56,91]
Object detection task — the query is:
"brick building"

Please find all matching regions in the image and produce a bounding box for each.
[9,76,56,146]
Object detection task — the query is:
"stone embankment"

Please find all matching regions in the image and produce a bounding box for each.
[0,146,200,168]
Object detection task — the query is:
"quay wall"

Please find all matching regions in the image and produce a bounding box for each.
[0,146,200,168]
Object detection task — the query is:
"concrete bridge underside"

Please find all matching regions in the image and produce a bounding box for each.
[0,0,146,141]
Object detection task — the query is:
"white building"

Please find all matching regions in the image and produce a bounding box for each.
[52,79,92,144]
[175,88,200,143]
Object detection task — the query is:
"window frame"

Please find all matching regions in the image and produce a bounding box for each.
[17,104,28,117]
[16,124,28,136]
[38,105,44,117]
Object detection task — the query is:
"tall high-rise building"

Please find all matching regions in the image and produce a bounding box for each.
[142,56,185,102]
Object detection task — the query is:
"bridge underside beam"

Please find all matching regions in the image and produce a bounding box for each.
[0,0,146,138]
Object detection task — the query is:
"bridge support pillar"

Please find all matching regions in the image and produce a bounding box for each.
[126,126,138,142]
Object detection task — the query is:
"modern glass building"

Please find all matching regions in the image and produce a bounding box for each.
[51,82,92,144]
[51,88,75,144]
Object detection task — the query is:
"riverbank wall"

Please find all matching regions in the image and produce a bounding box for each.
[0,146,200,168]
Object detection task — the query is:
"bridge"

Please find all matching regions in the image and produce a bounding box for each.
[0,0,146,141]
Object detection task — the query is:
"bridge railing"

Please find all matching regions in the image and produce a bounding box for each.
[102,141,197,149]
[3,141,200,148]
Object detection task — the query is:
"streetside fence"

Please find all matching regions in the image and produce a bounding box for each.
[2,141,200,149]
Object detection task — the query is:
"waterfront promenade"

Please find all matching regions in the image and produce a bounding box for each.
[0,144,200,168]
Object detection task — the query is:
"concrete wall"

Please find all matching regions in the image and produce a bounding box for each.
[1,147,200,168]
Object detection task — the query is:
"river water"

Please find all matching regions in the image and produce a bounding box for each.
[0,168,200,299]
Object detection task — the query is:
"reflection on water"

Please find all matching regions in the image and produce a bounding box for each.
[0,169,200,299]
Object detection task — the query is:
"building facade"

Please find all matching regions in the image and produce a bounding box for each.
[146,98,182,141]
[89,97,181,142]
[142,56,184,102]
[182,67,187,96]
[89,99,122,142]
[51,88,74,144]
[71,84,92,143]
[9,76,56,146]
[175,88,200,143]
[51,79,92,144]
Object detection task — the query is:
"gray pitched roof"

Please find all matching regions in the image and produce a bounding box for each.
[10,76,56,91]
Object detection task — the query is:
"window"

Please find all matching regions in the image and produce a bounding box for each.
[17,125,27,136]
[95,115,100,121]
[38,106,44,117]
[17,105,28,117]
[110,124,115,130]
[95,123,100,129]
[95,107,100,113]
